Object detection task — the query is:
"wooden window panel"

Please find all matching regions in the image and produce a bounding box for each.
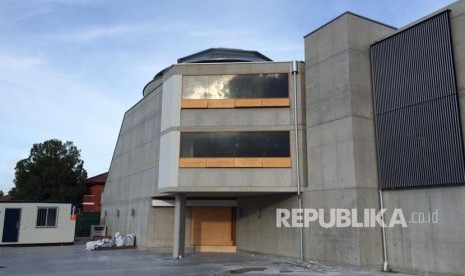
[181,99,208,109]
[262,157,291,167]
[234,158,263,168]
[179,158,207,168]
[262,98,290,107]
[207,99,235,108]
[234,99,262,107]
[206,158,235,167]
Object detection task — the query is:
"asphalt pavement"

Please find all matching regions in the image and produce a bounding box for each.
[0,243,414,276]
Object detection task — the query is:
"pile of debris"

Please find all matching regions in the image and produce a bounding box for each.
[86,232,136,250]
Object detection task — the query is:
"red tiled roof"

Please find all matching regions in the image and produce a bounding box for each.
[83,172,108,185]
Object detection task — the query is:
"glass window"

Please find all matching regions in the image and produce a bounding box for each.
[36,207,58,228]
[182,74,288,99]
[180,132,290,157]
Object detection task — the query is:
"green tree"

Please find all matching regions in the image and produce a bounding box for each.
[11,139,87,202]
[0,190,4,197]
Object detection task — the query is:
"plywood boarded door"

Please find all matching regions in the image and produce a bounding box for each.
[191,207,235,246]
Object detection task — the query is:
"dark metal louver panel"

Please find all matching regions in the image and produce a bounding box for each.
[372,12,457,114]
[376,96,465,188]
[371,11,465,189]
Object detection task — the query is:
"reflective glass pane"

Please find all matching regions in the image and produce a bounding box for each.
[182,76,208,99]
[180,132,290,157]
[182,74,288,99]
[205,75,234,99]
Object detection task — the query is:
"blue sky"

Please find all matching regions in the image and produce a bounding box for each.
[0,0,457,193]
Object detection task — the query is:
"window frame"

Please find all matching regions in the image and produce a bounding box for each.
[36,207,59,228]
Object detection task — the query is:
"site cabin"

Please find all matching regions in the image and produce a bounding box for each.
[0,201,76,245]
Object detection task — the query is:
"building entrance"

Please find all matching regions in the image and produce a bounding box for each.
[191,207,236,252]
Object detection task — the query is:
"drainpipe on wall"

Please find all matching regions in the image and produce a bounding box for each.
[291,61,304,263]
[379,189,389,271]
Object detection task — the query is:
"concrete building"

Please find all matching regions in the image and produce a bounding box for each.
[0,202,75,245]
[102,1,465,275]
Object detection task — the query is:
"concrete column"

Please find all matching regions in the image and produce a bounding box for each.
[304,13,396,268]
[173,193,186,259]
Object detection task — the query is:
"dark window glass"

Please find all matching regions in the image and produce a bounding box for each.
[182,74,288,99]
[36,208,47,227]
[47,208,57,226]
[36,207,58,228]
[180,132,290,157]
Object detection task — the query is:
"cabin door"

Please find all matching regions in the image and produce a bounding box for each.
[2,208,21,242]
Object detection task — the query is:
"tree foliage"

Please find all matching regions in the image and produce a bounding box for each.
[11,139,87,202]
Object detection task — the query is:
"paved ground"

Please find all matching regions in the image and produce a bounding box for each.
[0,243,413,276]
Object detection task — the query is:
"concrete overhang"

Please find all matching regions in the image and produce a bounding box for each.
[156,186,297,196]
[152,199,238,207]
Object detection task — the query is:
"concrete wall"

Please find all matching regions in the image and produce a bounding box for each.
[146,206,192,251]
[178,168,293,192]
[0,203,75,244]
[383,187,465,275]
[157,74,181,191]
[101,84,162,248]
[236,194,300,258]
[380,2,465,275]
[304,13,395,269]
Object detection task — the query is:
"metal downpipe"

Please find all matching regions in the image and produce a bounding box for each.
[379,189,388,271]
[291,60,304,263]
